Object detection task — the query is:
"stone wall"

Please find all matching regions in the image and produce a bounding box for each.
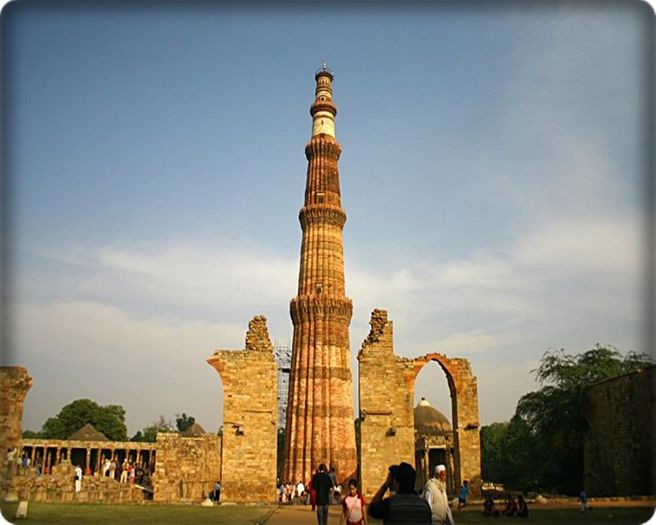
[0,367,32,499]
[207,315,278,503]
[357,310,481,500]
[358,310,416,500]
[584,366,655,496]
[0,368,32,463]
[152,433,221,503]
[9,460,144,503]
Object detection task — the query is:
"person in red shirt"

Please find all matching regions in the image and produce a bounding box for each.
[340,479,368,525]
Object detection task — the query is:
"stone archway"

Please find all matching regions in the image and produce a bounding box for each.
[357,310,481,499]
[412,353,481,496]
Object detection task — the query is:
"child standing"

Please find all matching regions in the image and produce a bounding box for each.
[340,479,368,525]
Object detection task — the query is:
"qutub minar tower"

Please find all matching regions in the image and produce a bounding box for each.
[284,65,357,484]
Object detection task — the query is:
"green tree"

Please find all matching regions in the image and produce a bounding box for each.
[131,415,173,442]
[175,413,195,432]
[481,417,540,491]
[40,399,128,441]
[515,345,651,494]
[480,421,508,482]
[22,429,44,438]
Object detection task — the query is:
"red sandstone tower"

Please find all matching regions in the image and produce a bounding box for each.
[284,65,357,484]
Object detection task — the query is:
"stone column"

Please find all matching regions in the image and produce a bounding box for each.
[357,311,416,500]
[207,316,277,503]
[449,359,481,497]
[0,367,32,482]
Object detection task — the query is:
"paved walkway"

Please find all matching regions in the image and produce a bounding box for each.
[264,504,376,525]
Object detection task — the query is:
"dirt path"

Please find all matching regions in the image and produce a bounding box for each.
[264,504,347,525]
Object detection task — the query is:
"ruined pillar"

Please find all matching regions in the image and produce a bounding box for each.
[207,315,278,503]
[446,358,481,496]
[357,310,416,500]
[0,367,32,480]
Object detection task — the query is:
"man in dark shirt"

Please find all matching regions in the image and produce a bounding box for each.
[368,462,431,525]
[311,463,333,525]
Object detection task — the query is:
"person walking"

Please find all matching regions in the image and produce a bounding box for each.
[339,479,368,525]
[423,465,454,525]
[311,464,333,525]
[516,495,528,518]
[457,480,469,511]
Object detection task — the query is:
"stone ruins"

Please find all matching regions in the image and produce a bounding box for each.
[1,67,483,505]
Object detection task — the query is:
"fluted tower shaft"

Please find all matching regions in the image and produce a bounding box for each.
[284,66,357,484]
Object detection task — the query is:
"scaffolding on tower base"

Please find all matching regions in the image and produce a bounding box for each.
[274,343,291,429]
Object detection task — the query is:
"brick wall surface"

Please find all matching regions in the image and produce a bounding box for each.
[357,310,481,500]
[584,366,655,496]
[284,72,358,485]
[357,310,416,500]
[0,367,32,499]
[207,315,278,503]
[9,460,144,503]
[152,433,221,503]
[0,367,32,462]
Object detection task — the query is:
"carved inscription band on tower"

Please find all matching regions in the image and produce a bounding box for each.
[284,66,358,484]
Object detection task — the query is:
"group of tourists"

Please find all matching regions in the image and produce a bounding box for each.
[9,450,42,476]
[278,465,342,506]
[309,461,532,525]
[100,457,149,485]
[482,492,528,518]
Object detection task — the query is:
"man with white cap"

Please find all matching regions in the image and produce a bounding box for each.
[423,464,454,525]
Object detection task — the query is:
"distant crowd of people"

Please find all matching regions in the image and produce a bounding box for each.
[71,457,152,494]
[277,465,342,507]
[99,457,151,486]
[7,447,152,488]
[482,492,528,518]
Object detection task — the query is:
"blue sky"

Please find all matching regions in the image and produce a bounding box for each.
[4,2,651,435]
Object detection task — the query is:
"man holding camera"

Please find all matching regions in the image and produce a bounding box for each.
[368,462,431,524]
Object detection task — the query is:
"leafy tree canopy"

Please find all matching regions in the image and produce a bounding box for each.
[175,413,195,432]
[40,399,128,441]
[517,345,652,437]
[22,429,44,439]
[482,345,652,495]
[131,415,174,442]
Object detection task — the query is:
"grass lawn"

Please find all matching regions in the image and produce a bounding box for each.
[432,507,655,525]
[0,503,653,525]
[366,508,656,525]
[0,502,273,525]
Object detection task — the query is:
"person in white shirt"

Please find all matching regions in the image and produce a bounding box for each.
[6,447,17,476]
[423,464,454,525]
[102,458,111,477]
[296,480,305,503]
[74,464,83,492]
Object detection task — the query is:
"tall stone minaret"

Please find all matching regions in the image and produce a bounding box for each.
[284,65,357,484]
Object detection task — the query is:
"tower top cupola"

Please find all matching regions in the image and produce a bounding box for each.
[315,62,334,81]
[311,62,337,138]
